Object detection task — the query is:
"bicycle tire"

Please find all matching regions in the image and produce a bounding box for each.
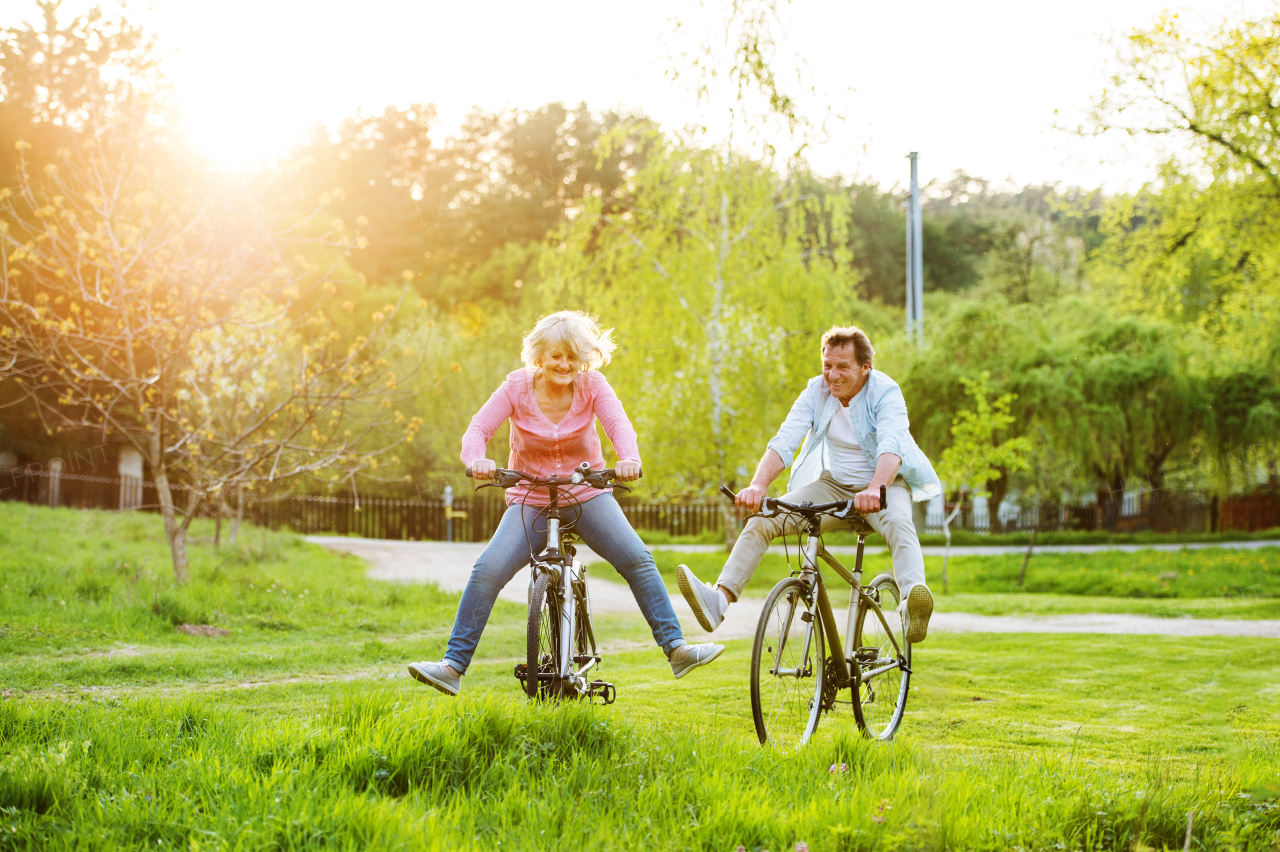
[851,573,910,740]
[750,577,825,747]
[526,570,562,700]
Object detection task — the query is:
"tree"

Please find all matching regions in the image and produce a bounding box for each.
[542,129,865,510]
[0,0,168,187]
[0,136,422,582]
[1090,9,1280,364]
[933,373,1031,590]
[1065,319,1206,528]
[294,102,653,304]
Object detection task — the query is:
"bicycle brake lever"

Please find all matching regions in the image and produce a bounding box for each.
[609,482,632,493]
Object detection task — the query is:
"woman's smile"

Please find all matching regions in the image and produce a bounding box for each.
[542,350,579,386]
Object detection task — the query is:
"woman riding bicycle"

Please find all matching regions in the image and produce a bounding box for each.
[408,310,724,695]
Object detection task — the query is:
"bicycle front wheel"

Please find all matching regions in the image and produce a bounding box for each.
[526,571,562,700]
[750,577,825,747]
[851,573,910,740]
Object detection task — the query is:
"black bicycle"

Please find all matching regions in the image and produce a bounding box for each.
[720,484,911,747]
[468,461,633,704]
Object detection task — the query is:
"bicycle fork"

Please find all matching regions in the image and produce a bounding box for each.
[800,534,855,688]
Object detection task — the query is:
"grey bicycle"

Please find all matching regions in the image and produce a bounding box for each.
[720,484,912,747]
[469,461,629,704]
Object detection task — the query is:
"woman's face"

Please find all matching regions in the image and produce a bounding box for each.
[539,347,581,388]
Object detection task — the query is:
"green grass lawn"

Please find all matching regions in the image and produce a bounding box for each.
[2,503,1278,850]
[649,546,1280,619]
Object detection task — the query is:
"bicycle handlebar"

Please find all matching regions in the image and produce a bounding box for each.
[465,460,638,492]
[719,483,887,518]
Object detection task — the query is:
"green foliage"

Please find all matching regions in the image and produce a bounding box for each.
[542,130,895,496]
[935,372,1031,498]
[1090,9,1280,365]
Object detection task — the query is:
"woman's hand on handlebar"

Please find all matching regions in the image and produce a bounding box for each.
[736,483,768,513]
[469,458,497,481]
[615,459,642,482]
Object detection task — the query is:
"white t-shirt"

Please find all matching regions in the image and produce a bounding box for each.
[826,402,877,486]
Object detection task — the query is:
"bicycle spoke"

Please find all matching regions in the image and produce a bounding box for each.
[852,577,910,740]
[751,579,824,747]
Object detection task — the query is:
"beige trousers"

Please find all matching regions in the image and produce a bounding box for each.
[716,472,926,600]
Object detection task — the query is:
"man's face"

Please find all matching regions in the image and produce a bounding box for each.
[822,343,869,403]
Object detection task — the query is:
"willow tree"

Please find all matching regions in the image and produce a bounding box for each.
[542,129,857,511]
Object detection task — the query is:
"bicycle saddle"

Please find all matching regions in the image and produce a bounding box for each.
[842,514,877,536]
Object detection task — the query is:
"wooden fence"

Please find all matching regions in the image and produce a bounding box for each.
[3,467,1278,540]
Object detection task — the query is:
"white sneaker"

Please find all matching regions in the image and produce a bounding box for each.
[408,660,461,696]
[677,564,726,632]
[900,585,934,644]
[669,643,725,679]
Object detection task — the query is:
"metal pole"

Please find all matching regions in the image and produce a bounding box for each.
[444,485,454,543]
[904,182,915,337]
[909,152,924,344]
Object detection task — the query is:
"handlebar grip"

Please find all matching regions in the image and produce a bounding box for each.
[880,484,887,512]
[465,466,473,478]
[719,485,737,502]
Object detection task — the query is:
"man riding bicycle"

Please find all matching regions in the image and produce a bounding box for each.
[678,325,943,643]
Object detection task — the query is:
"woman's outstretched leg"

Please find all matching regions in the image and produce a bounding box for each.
[409,504,546,695]
[573,494,723,678]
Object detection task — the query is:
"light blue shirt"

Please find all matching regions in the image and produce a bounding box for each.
[767,370,942,502]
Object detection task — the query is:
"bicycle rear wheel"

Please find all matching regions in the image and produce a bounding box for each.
[750,577,825,747]
[526,571,562,700]
[851,574,910,740]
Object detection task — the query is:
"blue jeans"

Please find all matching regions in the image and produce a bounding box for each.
[442,493,686,673]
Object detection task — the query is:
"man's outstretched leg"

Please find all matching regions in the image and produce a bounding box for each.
[678,475,845,632]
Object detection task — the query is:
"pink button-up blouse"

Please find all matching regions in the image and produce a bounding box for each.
[460,368,642,507]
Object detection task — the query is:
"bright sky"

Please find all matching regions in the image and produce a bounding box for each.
[9,0,1267,190]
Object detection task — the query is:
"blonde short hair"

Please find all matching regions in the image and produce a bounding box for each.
[521,310,616,372]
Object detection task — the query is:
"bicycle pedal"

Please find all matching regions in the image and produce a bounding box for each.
[514,664,528,683]
[586,680,616,705]
[854,646,879,663]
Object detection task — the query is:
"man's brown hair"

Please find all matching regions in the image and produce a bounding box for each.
[820,325,874,368]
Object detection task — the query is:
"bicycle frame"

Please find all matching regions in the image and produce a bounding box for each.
[522,482,612,703]
[786,522,908,690]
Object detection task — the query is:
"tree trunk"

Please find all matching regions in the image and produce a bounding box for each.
[987,468,1010,533]
[941,505,960,595]
[1107,473,1125,532]
[149,428,189,583]
[721,503,741,552]
[229,486,244,545]
[710,188,732,551]
[1017,525,1038,587]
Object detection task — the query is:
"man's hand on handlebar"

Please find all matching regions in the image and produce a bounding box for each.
[469,458,497,481]
[735,483,769,513]
[854,484,887,514]
[615,459,642,482]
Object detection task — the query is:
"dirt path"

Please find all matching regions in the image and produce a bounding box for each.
[652,540,1280,558]
[307,537,1280,641]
